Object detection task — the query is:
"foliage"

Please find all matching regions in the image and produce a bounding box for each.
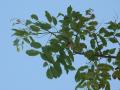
[12,5,120,90]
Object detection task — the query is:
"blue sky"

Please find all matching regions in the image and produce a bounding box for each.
[0,0,120,90]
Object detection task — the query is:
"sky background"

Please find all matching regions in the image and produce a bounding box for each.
[0,0,120,90]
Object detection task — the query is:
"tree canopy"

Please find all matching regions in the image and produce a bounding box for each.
[12,6,120,90]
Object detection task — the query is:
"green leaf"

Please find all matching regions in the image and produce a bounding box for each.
[116,52,120,60]
[53,62,62,77]
[46,67,53,79]
[90,39,95,49]
[45,11,52,22]
[13,38,19,46]
[89,21,98,26]
[115,33,120,37]
[85,50,94,59]
[109,38,118,43]
[40,23,51,30]
[67,5,72,15]
[75,80,85,90]
[109,48,116,54]
[107,21,118,30]
[30,25,40,32]
[79,66,88,71]
[13,29,29,36]
[67,65,75,71]
[99,27,107,34]
[52,16,57,25]
[75,70,81,82]
[23,38,30,44]
[26,49,40,56]
[97,63,113,71]
[25,20,32,25]
[67,49,74,61]
[57,13,64,17]
[31,14,38,20]
[99,35,107,46]
[43,62,48,67]
[105,81,110,90]
[30,41,41,48]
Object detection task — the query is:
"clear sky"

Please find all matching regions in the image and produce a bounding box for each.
[0,0,120,90]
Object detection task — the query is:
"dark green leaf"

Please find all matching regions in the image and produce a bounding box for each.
[99,27,107,34]
[109,48,116,54]
[105,81,110,90]
[30,42,41,48]
[99,35,107,46]
[67,65,75,71]
[46,67,53,79]
[23,38,30,44]
[75,80,86,90]
[26,49,40,56]
[43,62,48,67]
[13,29,29,36]
[40,23,51,30]
[30,25,40,32]
[115,33,120,37]
[67,5,72,15]
[75,70,81,82]
[31,14,38,20]
[97,63,113,71]
[89,21,98,26]
[109,38,118,43]
[79,66,88,71]
[90,39,95,49]
[45,11,52,22]
[57,13,64,17]
[13,38,19,46]
[52,16,57,25]
[116,52,120,60]
[107,21,118,30]
[25,20,32,25]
